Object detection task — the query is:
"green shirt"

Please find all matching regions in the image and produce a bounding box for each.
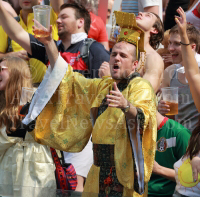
[148,119,191,197]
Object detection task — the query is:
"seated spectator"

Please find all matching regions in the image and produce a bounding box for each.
[148,112,191,197]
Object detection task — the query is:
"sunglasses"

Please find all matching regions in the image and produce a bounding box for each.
[0,65,8,72]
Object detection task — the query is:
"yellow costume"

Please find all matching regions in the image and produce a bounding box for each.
[26,55,157,196]
[23,11,157,197]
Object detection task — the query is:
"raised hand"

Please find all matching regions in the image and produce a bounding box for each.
[175,7,187,36]
[32,19,53,46]
[98,61,111,78]
[106,82,127,109]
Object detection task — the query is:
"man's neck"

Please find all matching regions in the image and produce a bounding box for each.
[21,9,32,26]
[60,34,72,51]
[143,32,155,52]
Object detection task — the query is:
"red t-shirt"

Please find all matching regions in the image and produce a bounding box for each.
[88,12,108,42]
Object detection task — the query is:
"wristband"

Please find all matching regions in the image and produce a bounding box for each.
[180,41,190,46]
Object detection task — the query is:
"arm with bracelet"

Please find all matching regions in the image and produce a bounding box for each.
[175,7,200,111]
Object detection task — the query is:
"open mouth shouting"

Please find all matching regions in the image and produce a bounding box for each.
[113,64,120,72]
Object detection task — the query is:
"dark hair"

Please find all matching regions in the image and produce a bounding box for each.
[149,12,164,50]
[184,120,200,160]
[60,3,91,34]
[169,24,200,52]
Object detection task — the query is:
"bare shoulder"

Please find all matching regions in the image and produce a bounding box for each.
[146,51,164,69]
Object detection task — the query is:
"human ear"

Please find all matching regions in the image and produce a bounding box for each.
[150,27,158,35]
[190,43,196,52]
[132,60,138,71]
[77,18,84,29]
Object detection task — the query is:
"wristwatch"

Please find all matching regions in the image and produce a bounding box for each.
[121,102,130,113]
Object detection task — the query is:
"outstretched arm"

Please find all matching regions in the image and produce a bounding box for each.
[175,7,200,111]
[0,0,31,54]
[33,24,58,68]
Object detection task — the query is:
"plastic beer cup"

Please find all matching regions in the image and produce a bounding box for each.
[161,87,178,115]
[33,5,51,37]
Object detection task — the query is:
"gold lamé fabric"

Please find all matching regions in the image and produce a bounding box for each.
[31,65,157,196]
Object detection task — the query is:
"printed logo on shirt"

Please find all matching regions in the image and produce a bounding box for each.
[157,137,167,152]
[69,56,77,66]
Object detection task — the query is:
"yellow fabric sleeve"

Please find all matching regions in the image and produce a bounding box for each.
[32,65,103,152]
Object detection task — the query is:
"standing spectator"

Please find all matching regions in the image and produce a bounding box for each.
[0,0,63,85]
[100,11,164,93]
[172,8,200,197]
[158,23,200,132]
[135,11,164,92]
[20,13,157,196]
[67,0,109,50]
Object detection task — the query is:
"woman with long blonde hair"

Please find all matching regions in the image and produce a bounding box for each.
[0,57,56,197]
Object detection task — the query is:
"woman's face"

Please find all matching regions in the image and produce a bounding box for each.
[0,61,9,91]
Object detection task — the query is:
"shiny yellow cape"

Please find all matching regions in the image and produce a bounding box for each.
[31,65,157,196]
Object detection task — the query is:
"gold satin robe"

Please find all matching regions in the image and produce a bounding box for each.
[30,64,157,196]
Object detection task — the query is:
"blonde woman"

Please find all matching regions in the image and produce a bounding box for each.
[0,57,56,197]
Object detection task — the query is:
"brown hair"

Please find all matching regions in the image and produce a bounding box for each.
[184,120,200,160]
[169,24,200,52]
[0,57,32,133]
[149,12,164,50]
[60,2,91,34]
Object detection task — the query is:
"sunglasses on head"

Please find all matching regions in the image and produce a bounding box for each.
[0,66,8,72]
[0,58,8,72]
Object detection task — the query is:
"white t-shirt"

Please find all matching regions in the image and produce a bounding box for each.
[138,0,163,20]
[174,153,200,197]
